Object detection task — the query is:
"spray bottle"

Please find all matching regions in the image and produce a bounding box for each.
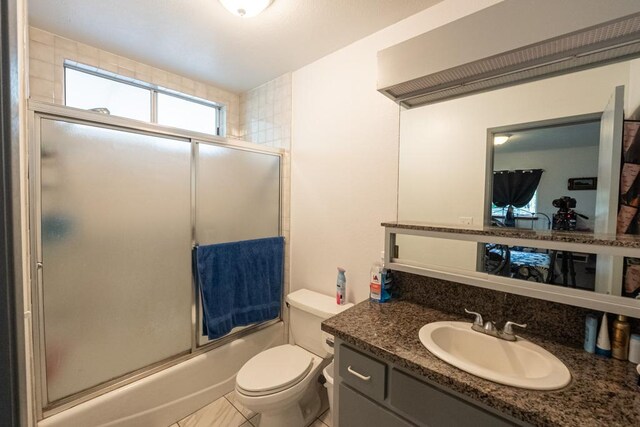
[336,268,346,305]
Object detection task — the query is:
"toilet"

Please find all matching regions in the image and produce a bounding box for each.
[235,289,353,427]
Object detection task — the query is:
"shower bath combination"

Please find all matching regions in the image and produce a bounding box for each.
[29,103,285,426]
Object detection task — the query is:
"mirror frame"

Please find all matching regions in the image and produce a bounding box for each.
[384,224,640,317]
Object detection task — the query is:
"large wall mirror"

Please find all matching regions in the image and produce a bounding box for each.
[397,59,640,301]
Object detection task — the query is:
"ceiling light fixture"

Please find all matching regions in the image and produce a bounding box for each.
[219,0,274,18]
[493,135,511,145]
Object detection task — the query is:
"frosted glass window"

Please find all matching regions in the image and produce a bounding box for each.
[157,93,218,135]
[65,68,151,122]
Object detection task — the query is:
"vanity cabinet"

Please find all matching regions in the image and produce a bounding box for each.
[335,339,526,427]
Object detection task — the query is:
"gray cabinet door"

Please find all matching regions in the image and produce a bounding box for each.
[339,344,387,401]
[390,369,518,427]
[339,383,414,427]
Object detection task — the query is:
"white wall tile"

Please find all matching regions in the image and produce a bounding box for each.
[30,27,54,46]
[77,43,99,64]
[53,37,77,54]
[29,41,54,64]
[28,27,240,134]
[30,77,54,101]
[29,59,54,81]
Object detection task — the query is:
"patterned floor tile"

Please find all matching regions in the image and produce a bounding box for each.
[225,390,257,419]
[178,396,247,427]
[319,408,332,427]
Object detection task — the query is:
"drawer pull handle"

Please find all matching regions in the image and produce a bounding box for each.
[347,366,371,381]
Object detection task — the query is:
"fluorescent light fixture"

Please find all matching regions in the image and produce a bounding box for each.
[493,135,511,145]
[219,0,273,17]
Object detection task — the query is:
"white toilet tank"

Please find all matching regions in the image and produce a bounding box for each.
[286,289,353,358]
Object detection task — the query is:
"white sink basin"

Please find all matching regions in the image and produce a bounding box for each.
[419,321,571,390]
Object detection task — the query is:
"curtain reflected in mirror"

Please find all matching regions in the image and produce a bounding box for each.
[490,118,600,232]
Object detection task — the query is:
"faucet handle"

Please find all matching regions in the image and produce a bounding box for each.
[464,309,484,327]
[503,321,527,336]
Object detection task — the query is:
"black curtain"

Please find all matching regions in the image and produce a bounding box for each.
[493,169,543,208]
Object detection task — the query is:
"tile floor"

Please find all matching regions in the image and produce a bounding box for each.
[170,390,332,427]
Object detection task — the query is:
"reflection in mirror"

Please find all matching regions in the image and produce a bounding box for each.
[489,117,601,232]
[483,243,597,292]
[397,60,639,276]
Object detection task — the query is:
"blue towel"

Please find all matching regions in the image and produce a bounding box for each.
[195,237,284,340]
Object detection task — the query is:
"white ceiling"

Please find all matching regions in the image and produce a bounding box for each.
[29,0,443,93]
[495,121,601,154]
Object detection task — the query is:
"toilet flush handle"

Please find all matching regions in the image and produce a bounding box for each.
[347,366,371,381]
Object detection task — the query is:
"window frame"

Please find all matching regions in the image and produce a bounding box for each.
[63,61,224,136]
[491,190,538,217]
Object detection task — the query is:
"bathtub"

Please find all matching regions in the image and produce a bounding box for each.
[38,323,284,427]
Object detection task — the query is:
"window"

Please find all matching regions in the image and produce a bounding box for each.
[491,191,538,217]
[157,93,218,135]
[64,62,222,135]
[65,68,151,122]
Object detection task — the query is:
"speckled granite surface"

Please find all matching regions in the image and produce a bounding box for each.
[322,300,640,427]
[381,221,640,250]
[393,273,604,347]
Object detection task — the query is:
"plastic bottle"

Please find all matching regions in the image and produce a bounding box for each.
[370,252,392,303]
[595,313,612,358]
[336,268,346,305]
[584,314,598,354]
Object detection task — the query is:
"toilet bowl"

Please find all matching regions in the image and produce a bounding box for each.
[234,289,353,427]
[235,345,324,427]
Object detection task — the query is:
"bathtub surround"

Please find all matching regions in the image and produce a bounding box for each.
[27,26,241,136]
[38,323,285,427]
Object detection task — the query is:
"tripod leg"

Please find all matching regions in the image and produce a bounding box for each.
[568,252,577,288]
[561,252,568,286]
[546,251,557,284]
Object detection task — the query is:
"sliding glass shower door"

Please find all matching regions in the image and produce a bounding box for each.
[195,142,281,345]
[39,119,193,403]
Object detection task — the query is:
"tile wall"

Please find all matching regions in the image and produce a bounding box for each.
[27,26,241,136]
[239,74,293,308]
[239,73,292,150]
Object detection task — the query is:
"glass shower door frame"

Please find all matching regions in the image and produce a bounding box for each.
[28,102,284,419]
[193,139,283,347]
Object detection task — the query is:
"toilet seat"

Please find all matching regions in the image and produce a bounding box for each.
[236,345,314,397]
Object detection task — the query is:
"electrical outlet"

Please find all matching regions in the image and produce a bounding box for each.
[459,216,473,225]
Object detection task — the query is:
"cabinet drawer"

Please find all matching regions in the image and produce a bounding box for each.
[390,369,518,427]
[339,344,386,401]
[339,383,413,427]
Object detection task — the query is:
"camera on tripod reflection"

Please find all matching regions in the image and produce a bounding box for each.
[552,196,588,231]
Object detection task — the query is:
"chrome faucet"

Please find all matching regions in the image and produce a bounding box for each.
[464,309,527,341]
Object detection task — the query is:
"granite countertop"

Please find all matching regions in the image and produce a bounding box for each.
[381,221,640,250]
[322,300,640,427]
